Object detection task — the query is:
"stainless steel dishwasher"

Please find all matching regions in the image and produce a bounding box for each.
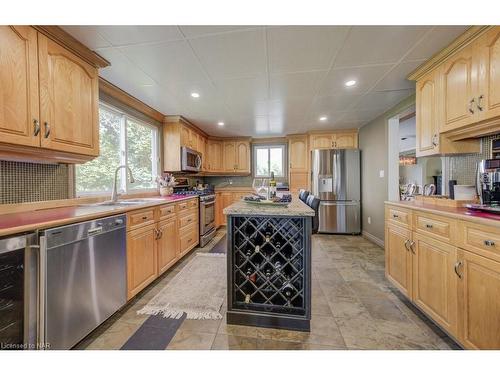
[39,214,127,349]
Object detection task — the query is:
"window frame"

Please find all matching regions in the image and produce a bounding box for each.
[252,143,287,179]
[75,102,160,197]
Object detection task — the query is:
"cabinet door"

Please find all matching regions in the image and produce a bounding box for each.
[180,126,190,148]
[412,234,458,337]
[38,34,99,156]
[385,223,412,298]
[221,192,233,223]
[0,26,40,147]
[458,249,500,349]
[190,131,198,151]
[416,69,440,156]
[476,26,500,122]
[289,172,309,193]
[208,140,223,171]
[289,136,308,172]
[157,218,178,275]
[223,141,237,172]
[127,225,158,299]
[334,133,357,149]
[442,45,475,132]
[215,192,222,228]
[235,141,250,173]
[310,134,332,149]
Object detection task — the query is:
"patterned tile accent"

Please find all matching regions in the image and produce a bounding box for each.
[0,161,70,204]
[448,134,500,185]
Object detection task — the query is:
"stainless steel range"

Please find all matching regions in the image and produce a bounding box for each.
[173,180,216,247]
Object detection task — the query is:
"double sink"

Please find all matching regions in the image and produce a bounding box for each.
[79,197,167,208]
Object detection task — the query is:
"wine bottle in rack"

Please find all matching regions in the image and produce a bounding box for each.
[244,294,251,304]
[245,266,256,283]
[274,260,282,275]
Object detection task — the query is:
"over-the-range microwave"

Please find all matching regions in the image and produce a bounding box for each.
[181,146,202,172]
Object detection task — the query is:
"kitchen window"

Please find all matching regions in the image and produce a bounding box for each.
[253,144,287,178]
[75,103,160,195]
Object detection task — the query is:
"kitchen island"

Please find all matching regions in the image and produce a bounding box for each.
[223,199,314,331]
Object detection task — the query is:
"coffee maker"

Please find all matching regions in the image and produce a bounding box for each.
[467,159,500,213]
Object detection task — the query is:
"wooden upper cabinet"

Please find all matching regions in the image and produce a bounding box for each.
[180,126,191,148]
[334,133,358,148]
[441,45,475,132]
[412,234,458,337]
[457,249,500,349]
[476,26,500,123]
[207,140,223,171]
[289,135,308,172]
[38,33,99,156]
[416,69,440,156]
[223,141,237,172]
[0,26,40,148]
[310,134,332,149]
[310,132,357,149]
[235,141,250,173]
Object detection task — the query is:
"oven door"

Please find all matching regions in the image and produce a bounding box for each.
[181,147,202,172]
[200,200,215,235]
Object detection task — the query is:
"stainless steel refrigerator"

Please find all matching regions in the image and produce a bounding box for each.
[311,149,361,234]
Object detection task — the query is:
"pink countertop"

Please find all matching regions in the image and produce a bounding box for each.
[0,195,196,237]
[385,200,500,227]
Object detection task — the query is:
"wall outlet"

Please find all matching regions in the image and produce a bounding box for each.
[379,170,385,178]
[367,216,372,225]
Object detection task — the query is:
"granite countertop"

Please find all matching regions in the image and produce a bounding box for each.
[0,195,197,237]
[385,200,500,228]
[224,198,314,217]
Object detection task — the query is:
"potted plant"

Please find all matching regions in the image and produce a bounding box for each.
[156,174,177,196]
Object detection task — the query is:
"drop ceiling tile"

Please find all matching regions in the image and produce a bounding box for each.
[61,26,111,49]
[268,26,350,74]
[189,29,266,80]
[96,26,183,47]
[179,26,260,38]
[340,108,387,124]
[304,111,347,128]
[334,26,430,68]
[354,89,414,111]
[119,40,208,85]
[310,94,363,114]
[317,64,393,97]
[270,71,326,100]
[215,75,268,104]
[373,60,424,91]
[98,48,155,88]
[405,26,468,61]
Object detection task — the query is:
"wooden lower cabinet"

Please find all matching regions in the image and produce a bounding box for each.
[157,217,178,275]
[179,223,199,257]
[127,224,158,300]
[412,234,458,337]
[457,249,500,349]
[385,223,412,298]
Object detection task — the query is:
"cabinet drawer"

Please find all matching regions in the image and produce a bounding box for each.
[179,224,198,254]
[386,206,412,228]
[127,208,155,231]
[459,221,500,262]
[414,212,457,245]
[177,198,198,212]
[179,211,198,227]
[158,204,176,220]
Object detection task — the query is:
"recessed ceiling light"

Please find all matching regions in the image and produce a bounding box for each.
[345,80,356,87]
[319,116,328,122]
[218,121,225,126]
[191,92,200,98]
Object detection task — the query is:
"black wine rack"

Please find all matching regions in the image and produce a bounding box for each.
[226,215,311,331]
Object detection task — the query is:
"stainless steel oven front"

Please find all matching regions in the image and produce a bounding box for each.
[199,195,216,247]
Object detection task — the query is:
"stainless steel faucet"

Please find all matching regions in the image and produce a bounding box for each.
[111,165,135,202]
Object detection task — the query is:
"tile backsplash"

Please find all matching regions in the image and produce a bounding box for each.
[0,161,70,204]
[448,134,499,185]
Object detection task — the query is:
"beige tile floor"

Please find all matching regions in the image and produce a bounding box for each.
[75,230,459,350]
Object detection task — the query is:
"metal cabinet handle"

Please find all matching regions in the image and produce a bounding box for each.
[33,119,41,136]
[409,240,416,254]
[484,240,495,247]
[158,229,163,239]
[425,224,433,229]
[404,239,410,251]
[154,228,159,240]
[393,214,399,218]
[454,261,463,279]
[44,122,51,138]
[142,216,148,220]
[469,98,475,114]
[477,94,484,111]
[432,134,439,147]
